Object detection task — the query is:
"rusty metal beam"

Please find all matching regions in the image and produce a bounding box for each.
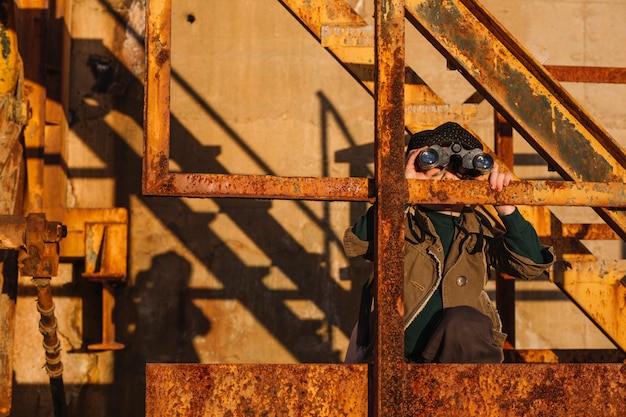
[146,363,626,416]
[19,1,48,214]
[40,207,128,259]
[405,0,626,240]
[407,180,626,207]
[545,65,626,84]
[146,364,369,416]
[553,258,626,351]
[561,223,621,240]
[405,363,626,416]
[373,1,406,416]
[144,171,626,207]
[144,173,373,201]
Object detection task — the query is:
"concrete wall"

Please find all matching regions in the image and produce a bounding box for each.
[9,0,625,415]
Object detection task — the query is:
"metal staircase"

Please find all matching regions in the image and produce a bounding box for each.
[278,0,626,353]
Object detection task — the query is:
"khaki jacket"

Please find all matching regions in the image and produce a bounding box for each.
[343,205,555,347]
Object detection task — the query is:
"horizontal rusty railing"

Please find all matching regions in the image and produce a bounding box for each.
[146,363,626,416]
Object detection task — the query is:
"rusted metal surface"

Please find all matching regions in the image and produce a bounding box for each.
[405,363,626,416]
[145,364,369,416]
[146,362,626,416]
[0,5,24,413]
[321,22,373,47]
[560,223,621,240]
[143,168,626,208]
[38,207,129,259]
[553,258,626,351]
[407,180,626,207]
[18,213,65,278]
[144,0,172,195]
[0,215,25,249]
[148,173,374,201]
[0,129,24,215]
[82,222,127,282]
[33,277,63,378]
[20,1,48,214]
[405,0,626,240]
[0,3,19,95]
[15,211,69,415]
[32,276,68,417]
[546,65,626,84]
[82,222,127,351]
[373,1,406,416]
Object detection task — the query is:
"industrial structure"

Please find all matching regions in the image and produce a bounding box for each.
[1,0,625,416]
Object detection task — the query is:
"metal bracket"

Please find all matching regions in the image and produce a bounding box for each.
[81,222,127,351]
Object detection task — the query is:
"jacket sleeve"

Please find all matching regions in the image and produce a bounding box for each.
[343,205,375,260]
[483,209,555,280]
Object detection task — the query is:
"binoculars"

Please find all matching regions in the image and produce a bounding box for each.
[415,142,494,178]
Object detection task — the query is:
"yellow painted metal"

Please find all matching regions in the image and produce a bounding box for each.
[0,4,26,415]
[41,207,128,260]
[553,258,626,351]
[0,23,19,95]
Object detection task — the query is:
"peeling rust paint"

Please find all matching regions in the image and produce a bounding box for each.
[146,364,369,416]
[406,363,626,416]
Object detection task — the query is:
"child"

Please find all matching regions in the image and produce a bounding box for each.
[344,122,554,364]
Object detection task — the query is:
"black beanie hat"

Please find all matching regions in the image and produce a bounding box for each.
[407,122,483,154]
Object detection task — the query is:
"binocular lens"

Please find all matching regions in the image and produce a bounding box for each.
[473,154,494,173]
[418,150,439,169]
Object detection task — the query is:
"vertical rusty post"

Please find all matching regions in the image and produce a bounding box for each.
[494,113,516,349]
[18,0,48,214]
[143,0,172,193]
[373,1,406,416]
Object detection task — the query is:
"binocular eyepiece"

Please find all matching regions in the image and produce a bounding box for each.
[415,142,494,177]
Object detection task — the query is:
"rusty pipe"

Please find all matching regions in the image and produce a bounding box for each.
[32,277,67,417]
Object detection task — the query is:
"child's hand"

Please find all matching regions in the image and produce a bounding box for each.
[488,163,515,216]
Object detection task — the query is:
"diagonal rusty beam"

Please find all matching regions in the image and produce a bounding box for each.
[553,258,626,351]
[405,0,626,240]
